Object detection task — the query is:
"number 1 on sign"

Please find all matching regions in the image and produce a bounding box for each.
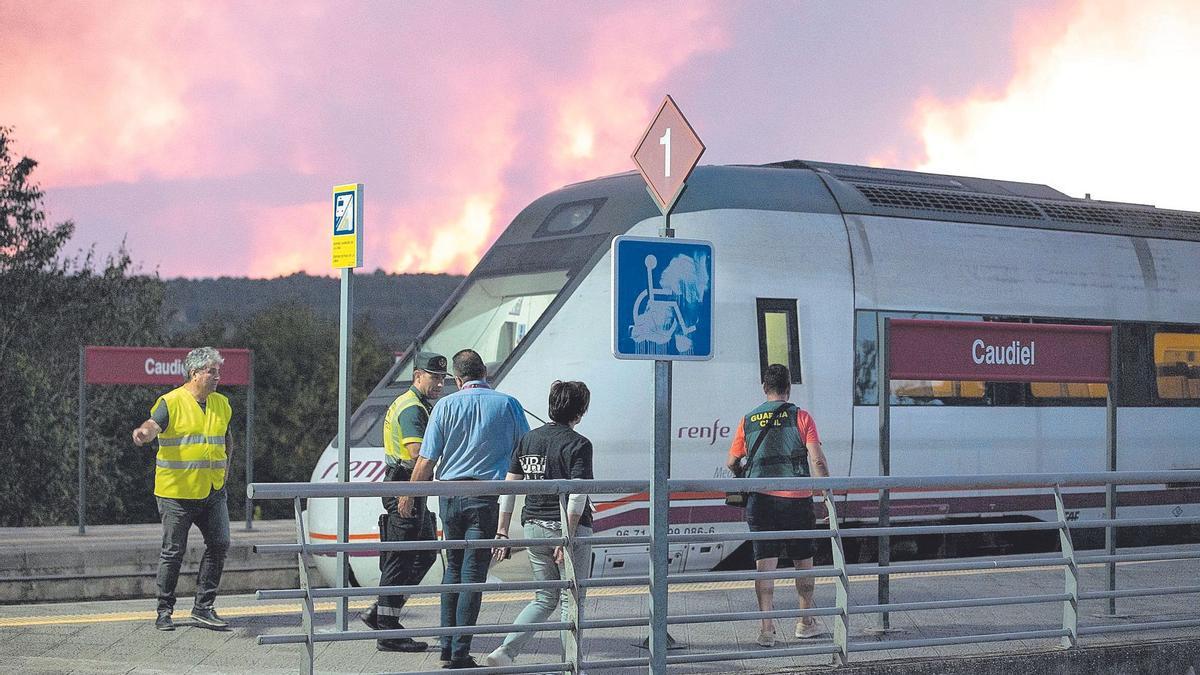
[659,127,671,178]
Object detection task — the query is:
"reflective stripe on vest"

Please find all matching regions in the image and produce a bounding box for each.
[153,387,232,499]
[382,388,430,463]
[156,459,229,470]
[744,402,809,479]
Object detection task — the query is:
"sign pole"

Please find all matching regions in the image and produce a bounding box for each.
[336,267,353,630]
[877,317,891,630]
[1105,328,1119,615]
[245,352,255,530]
[330,182,362,631]
[649,207,674,674]
[78,346,87,536]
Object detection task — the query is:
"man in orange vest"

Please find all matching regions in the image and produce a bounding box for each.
[132,347,232,632]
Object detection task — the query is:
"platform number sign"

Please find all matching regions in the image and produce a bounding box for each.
[331,183,363,269]
[632,95,705,214]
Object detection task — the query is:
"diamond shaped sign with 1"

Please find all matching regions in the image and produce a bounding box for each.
[632,95,705,214]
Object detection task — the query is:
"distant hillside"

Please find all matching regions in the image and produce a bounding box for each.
[162,272,464,352]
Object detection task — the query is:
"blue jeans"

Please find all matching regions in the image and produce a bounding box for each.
[156,487,230,613]
[497,521,591,660]
[438,495,499,659]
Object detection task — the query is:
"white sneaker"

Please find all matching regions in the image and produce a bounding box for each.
[795,618,826,639]
[485,647,514,667]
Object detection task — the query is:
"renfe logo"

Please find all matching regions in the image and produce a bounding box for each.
[144,358,186,376]
[972,339,1036,366]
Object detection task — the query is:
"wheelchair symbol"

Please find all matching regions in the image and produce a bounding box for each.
[629,254,696,353]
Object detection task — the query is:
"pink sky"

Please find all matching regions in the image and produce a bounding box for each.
[2,0,1198,279]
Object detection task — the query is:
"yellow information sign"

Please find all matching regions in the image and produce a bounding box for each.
[331,183,363,268]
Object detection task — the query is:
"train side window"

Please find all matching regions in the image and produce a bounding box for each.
[1030,382,1108,400]
[1153,331,1200,400]
[756,298,801,383]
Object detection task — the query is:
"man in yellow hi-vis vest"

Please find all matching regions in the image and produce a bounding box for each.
[360,351,446,652]
[132,347,232,632]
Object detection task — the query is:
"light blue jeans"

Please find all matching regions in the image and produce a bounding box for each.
[497,521,591,660]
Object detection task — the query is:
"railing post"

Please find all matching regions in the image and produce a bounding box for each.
[1053,486,1079,649]
[825,492,851,665]
[294,497,316,674]
[561,494,584,674]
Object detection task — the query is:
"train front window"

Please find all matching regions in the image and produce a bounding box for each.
[392,269,569,383]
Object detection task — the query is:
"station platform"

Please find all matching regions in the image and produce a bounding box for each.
[1,544,1198,674]
[0,519,308,604]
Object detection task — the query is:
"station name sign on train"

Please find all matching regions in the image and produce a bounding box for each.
[887,319,1112,382]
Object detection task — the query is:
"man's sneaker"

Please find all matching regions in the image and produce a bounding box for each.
[155,611,174,631]
[485,647,514,666]
[190,606,229,629]
[443,656,479,669]
[378,637,429,652]
[439,646,452,663]
[756,629,776,647]
[795,618,825,639]
[359,603,381,631]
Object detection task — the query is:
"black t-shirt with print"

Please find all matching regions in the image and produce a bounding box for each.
[508,422,593,526]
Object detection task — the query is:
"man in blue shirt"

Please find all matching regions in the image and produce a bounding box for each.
[399,348,529,669]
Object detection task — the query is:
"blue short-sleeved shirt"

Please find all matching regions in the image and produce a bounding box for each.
[420,381,530,480]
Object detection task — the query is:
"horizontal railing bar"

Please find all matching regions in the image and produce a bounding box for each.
[579,606,842,631]
[256,577,569,601]
[248,469,1200,500]
[831,521,1063,539]
[669,567,840,585]
[1078,618,1200,635]
[665,643,843,665]
[1080,585,1200,601]
[1078,550,1200,565]
[258,620,568,646]
[580,657,650,670]
[577,575,649,589]
[847,555,1067,576]
[380,663,569,675]
[851,592,1071,614]
[1069,516,1200,529]
[849,627,1070,652]
[255,535,568,555]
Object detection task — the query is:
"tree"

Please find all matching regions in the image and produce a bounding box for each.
[0,127,165,526]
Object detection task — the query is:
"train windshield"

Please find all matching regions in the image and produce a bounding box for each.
[392,269,569,383]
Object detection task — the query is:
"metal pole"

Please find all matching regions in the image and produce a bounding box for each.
[1106,327,1118,615]
[336,267,354,630]
[649,208,673,675]
[877,316,890,630]
[245,351,255,530]
[78,346,87,536]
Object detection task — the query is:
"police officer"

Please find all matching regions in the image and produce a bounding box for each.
[360,351,447,652]
[132,347,232,632]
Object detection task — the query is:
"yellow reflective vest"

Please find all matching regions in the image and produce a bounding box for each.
[153,387,232,499]
[382,387,430,464]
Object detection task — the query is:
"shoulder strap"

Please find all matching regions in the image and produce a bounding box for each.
[745,402,793,468]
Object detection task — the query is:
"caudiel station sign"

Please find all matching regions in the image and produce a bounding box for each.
[887,319,1112,383]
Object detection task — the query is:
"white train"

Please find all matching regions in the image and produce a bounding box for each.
[308,160,1200,586]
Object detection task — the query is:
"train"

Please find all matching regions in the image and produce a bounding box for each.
[306,159,1200,586]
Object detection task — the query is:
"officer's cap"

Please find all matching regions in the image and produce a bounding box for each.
[413,351,448,376]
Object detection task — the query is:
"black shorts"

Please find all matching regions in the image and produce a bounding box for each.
[746,493,816,562]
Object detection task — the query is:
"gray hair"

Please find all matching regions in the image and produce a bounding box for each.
[184,347,224,380]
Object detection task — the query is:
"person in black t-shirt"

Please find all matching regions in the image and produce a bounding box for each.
[485,381,593,669]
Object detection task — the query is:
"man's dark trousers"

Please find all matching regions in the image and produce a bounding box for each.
[379,468,437,620]
[438,494,499,660]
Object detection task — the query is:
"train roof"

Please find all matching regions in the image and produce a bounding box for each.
[545,160,1200,244]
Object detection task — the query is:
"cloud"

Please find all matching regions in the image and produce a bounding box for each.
[906,0,1200,210]
[4,2,730,277]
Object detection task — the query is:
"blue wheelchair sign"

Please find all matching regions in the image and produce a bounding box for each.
[612,235,714,360]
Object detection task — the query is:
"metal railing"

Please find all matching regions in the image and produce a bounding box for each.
[248,470,1200,673]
